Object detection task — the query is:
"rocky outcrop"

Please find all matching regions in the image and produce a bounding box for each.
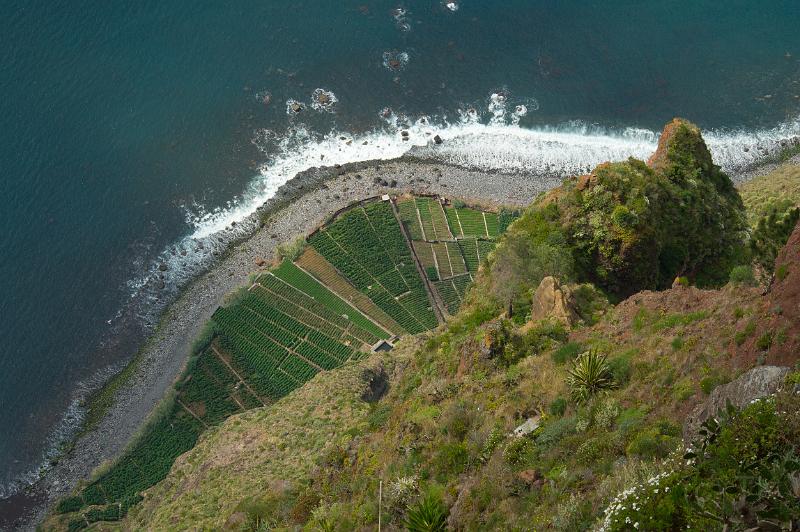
[530,276,577,327]
[683,365,790,442]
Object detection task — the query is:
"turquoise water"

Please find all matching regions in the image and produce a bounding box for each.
[1,0,799,502]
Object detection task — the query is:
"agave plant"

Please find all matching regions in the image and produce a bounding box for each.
[404,494,448,532]
[566,349,614,403]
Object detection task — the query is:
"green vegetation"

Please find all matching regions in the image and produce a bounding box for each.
[271,259,388,340]
[488,120,748,303]
[309,201,437,333]
[603,392,800,530]
[48,124,800,531]
[749,203,799,273]
[566,350,615,402]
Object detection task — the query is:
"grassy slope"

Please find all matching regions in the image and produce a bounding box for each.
[119,353,402,530]
[738,161,800,226]
[104,280,766,530]
[71,163,798,529]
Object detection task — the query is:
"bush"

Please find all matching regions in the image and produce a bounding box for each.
[536,416,577,448]
[729,264,756,285]
[549,397,567,417]
[503,436,536,465]
[699,375,724,395]
[404,494,448,532]
[776,263,790,281]
[551,342,581,365]
[576,436,612,465]
[607,355,632,387]
[432,442,469,476]
[367,404,392,430]
[275,235,306,261]
[625,421,680,459]
[756,331,773,351]
[566,350,615,403]
[735,320,756,345]
[749,204,799,273]
[615,407,647,440]
[604,393,800,530]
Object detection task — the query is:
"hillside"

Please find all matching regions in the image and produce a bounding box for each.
[45,197,516,530]
[45,121,800,531]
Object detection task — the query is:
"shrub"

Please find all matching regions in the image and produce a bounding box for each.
[605,393,800,530]
[615,407,647,440]
[576,436,613,465]
[776,263,790,281]
[595,398,620,430]
[699,375,724,395]
[625,422,680,459]
[503,436,536,465]
[275,235,306,261]
[749,204,799,273]
[404,494,448,532]
[729,264,756,285]
[756,331,773,351]
[440,402,473,440]
[367,404,392,430]
[536,416,577,448]
[549,397,567,417]
[551,341,581,364]
[670,336,684,351]
[566,350,615,403]
[432,442,469,476]
[607,354,632,386]
[735,320,756,345]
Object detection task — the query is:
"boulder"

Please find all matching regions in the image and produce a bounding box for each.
[683,365,790,442]
[530,276,578,327]
[517,469,542,485]
[255,257,266,267]
[223,512,248,530]
[511,416,541,438]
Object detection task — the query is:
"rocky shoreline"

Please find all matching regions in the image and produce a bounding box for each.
[9,150,796,531]
[8,156,561,531]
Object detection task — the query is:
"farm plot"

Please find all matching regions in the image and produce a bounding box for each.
[434,279,461,315]
[397,198,424,240]
[59,343,257,522]
[446,241,467,276]
[431,242,452,278]
[432,273,474,315]
[296,248,404,336]
[458,237,480,273]
[485,212,500,238]
[454,207,489,237]
[309,200,437,333]
[271,260,388,340]
[415,197,451,240]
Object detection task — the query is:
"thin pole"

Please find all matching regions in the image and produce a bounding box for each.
[378,479,383,532]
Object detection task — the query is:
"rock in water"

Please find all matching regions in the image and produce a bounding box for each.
[682,365,790,442]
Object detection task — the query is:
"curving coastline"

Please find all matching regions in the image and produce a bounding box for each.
[4,156,561,530]
[6,149,797,530]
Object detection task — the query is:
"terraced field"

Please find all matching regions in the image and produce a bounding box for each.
[55,195,516,529]
[308,201,437,333]
[399,197,516,316]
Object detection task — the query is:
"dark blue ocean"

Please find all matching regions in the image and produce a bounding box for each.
[1,0,799,502]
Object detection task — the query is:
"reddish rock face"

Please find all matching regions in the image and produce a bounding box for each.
[751,219,800,366]
[646,117,705,172]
